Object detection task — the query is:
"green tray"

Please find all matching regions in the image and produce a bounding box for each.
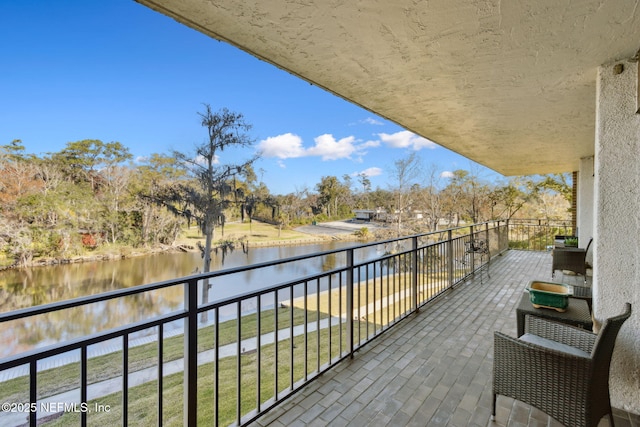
[527,281,570,312]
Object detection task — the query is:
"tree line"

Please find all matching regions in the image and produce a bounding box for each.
[0,106,571,268]
[311,153,571,236]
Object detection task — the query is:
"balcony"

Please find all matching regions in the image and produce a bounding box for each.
[254,250,637,427]
[0,222,637,426]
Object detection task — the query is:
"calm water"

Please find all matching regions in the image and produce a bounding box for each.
[0,241,395,357]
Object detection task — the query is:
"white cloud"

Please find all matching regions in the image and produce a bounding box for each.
[277,160,286,168]
[260,133,368,161]
[258,133,305,159]
[378,130,437,150]
[440,171,454,178]
[359,140,380,149]
[359,167,383,177]
[349,117,385,126]
[307,134,357,160]
[363,117,384,126]
[194,154,219,165]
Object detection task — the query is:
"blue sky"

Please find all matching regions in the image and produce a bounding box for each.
[1,0,500,195]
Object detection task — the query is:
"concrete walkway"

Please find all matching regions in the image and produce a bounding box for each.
[295,220,389,236]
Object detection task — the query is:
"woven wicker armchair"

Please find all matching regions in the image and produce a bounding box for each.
[492,303,632,427]
[552,238,593,283]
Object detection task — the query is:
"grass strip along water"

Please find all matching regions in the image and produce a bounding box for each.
[1,268,459,426]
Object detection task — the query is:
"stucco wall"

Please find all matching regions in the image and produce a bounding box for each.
[594,61,640,414]
[577,157,595,266]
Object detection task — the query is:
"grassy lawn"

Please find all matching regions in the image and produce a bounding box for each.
[0,306,329,404]
[41,318,381,427]
[179,221,329,247]
[1,267,467,397]
[74,280,468,427]
[0,266,467,426]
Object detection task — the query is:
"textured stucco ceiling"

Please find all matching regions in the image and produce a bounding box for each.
[136,0,640,176]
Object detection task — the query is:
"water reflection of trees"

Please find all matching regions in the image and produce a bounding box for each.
[0,242,362,355]
[0,254,200,311]
[1,284,185,357]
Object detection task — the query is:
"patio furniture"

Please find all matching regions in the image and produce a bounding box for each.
[464,238,490,283]
[551,238,592,283]
[516,291,592,336]
[570,284,593,311]
[493,302,632,427]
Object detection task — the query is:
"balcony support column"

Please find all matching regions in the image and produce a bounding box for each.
[594,60,640,413]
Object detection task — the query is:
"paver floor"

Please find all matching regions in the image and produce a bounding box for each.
[253,250,638,427]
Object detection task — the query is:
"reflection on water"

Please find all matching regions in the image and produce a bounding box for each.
[0,240,400,356]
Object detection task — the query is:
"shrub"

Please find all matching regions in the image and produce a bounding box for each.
[354,227,370,239]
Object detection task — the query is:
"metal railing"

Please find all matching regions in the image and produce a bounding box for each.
[507,218,573,251]
[0,221,510,426]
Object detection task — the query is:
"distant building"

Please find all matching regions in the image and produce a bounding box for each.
[353,209,385,221]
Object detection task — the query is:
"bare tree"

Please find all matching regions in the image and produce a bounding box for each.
[390,152,421,235]
[418,164,445,231]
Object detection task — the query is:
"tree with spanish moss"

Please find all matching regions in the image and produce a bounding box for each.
[158,105,258,276]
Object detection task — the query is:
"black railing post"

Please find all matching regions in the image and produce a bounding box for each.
[157,325,163,427]
[485,222,490,256]
[214,309,220,426]
[236,301,242,425]
[184,278,198,426]
[29,361,36,427]
[447,229,454,288]
[346,248,354,358]
[273,292,278,402]
[81,346,87,427]
[411,236,418,312]
[469,225,475,274]
[256,294,262,413]
[123,334,129,426]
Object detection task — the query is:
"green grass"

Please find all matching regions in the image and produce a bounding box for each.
[178,221,327,247]
[0,306,329,403]
[2,268,463,426]
[38,321,372,426]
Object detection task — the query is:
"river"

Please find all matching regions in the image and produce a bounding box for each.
[0,240,396,357]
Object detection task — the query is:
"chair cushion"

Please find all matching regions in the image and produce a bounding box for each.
[519,333,590,358]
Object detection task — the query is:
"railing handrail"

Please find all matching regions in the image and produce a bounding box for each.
[0,310,187,370]
[2,233,492,367]
[0,219,508,324]
[507,218,572,224]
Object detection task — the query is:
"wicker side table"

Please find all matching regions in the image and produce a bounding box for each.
[570,284,593,311]
[516,292,593,337]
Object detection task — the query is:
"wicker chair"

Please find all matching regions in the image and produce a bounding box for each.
[492,303,632,427]
[552,238,593,283]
